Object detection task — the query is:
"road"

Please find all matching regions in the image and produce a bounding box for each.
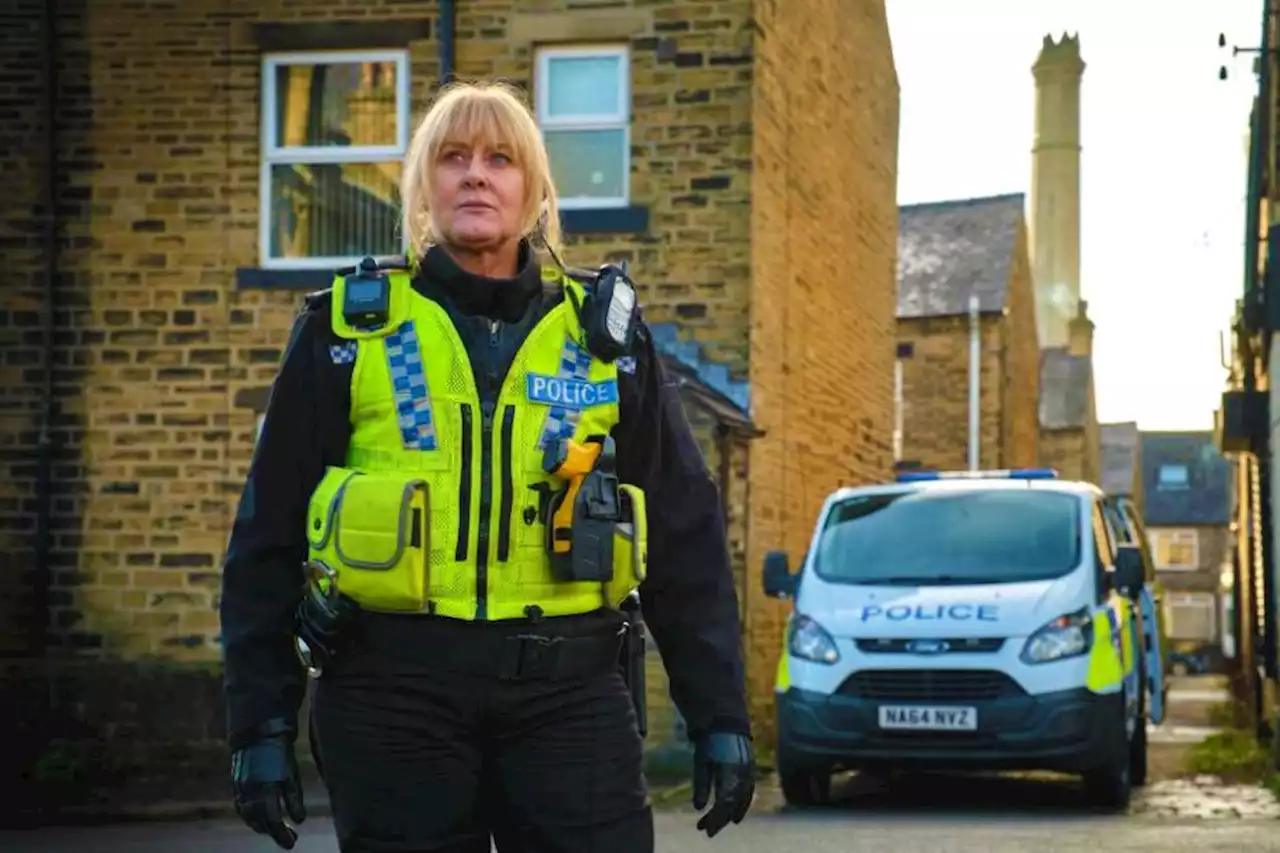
[5,772,1280,853]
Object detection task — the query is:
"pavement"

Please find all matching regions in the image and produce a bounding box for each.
[5,772,1280,853]
[5,674,1277,851]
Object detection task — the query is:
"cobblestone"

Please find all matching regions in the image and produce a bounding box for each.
[1132,776,1280,820]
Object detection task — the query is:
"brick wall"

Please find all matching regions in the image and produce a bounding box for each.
[1041,429,1085,480]
[1001,222,1041,468]
[746,0,898,745]
[896,316,1005,471]
[0,0,47,657]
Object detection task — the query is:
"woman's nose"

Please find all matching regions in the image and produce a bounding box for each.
[462,154,489,184]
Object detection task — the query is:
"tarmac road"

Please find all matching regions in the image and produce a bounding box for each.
[5,771,1280,853]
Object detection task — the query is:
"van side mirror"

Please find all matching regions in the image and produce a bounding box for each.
[1114,545,1144,597]
[762,550,797,599]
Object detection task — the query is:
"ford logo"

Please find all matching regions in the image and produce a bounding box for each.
[906,639,950,655]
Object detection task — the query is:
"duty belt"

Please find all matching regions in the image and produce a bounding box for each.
[358,614,626,682]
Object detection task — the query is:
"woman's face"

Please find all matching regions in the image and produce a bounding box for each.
[430,138,526,251]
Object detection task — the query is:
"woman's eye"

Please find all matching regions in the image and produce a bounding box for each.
[491,153,511,165]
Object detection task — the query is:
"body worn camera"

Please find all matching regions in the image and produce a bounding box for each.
[342,256,392,329]
[580,260,639,363]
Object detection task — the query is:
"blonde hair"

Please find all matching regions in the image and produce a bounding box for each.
[400,80,562,262]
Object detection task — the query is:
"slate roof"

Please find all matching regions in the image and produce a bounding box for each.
[896,193,1027,319]
[1038,347,1092,429]
[1140,431,1232,526]
[648,322,754,427]
[1100,421,1140,495]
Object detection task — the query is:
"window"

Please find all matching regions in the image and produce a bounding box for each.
[535,46,630,209]
[813,489,1082,586]
[1157,463,1189,490]
[1148,528,1199,570]
[260,49,411,269]
[1164,592,1217,641]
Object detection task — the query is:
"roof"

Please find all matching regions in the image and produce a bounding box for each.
[1100,421,1140,494]
[648,322,757,432]
[896,193,1026,319]
[1039,347,1092,429]
[1139,431,1232,526]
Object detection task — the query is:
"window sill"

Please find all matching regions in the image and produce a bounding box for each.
[561,205,649,235]
[235,268,335,290]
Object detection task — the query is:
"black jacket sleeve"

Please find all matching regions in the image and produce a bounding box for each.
[613,319,752,740]
[220,294,353,748]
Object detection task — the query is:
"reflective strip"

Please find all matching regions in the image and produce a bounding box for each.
[385,320,437,451]
[537,338,593,449]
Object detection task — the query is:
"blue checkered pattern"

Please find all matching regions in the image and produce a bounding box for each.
[537,339,594,449]
[329,341,357,365]
[385,321,437,451]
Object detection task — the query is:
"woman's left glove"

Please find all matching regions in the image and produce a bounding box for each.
[231,719,306,850]
[691,731,756,838]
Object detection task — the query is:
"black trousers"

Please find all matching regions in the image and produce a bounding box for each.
[310,608,654,853]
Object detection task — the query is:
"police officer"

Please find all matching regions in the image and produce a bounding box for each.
[220,80,755,852]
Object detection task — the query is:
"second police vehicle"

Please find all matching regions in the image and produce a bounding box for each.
[763,468,1166,809]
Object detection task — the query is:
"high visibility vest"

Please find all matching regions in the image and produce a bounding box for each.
[305,261,647,621]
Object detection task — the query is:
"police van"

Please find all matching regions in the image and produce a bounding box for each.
[763,468,1164,810]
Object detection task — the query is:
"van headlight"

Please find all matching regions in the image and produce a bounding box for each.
[788,613,840,664]
[1019,607,1093,664]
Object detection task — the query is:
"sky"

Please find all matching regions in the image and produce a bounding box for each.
[885,0,1264,431]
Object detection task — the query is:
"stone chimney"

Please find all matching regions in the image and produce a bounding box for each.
[1030,33,1085,350]
[1068,299,1093,357]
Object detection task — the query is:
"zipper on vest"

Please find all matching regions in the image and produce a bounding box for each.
[475,319,501,620]
[497,405,516,561]
[476,399,494,619]
[455,403,473,561]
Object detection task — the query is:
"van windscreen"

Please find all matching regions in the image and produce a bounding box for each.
[813,489,1082,585]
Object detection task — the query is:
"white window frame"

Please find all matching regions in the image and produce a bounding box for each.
[1164,592,1217,642]
[534,44,631,211]
[1148,528,1200,571]
[259,48,412,270]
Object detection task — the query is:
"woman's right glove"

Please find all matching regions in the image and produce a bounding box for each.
[231,718,306,850]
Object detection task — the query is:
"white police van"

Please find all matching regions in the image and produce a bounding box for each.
[763,468,1162,810]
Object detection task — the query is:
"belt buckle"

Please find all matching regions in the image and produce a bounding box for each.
[500,634,563,681]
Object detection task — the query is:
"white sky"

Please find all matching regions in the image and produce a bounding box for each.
[886,0,1263,431]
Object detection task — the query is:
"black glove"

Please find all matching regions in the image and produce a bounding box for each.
[296,574,361,674]
[232,720,306,850]
[691,731,755,838]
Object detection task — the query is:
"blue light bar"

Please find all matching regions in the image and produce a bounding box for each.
[895,468,1060,483]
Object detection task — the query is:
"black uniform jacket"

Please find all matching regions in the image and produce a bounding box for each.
[219,242,751,749]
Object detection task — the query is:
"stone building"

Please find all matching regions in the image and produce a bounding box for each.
[1030,34,1101,484]
[0,0,899,803]
[894,193,1041,472]
[1141,431,1233,660]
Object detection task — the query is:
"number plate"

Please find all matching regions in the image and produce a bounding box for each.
[877,705,978,731]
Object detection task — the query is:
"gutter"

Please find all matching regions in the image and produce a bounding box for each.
[33,0,59,657]
[438,0,456,87]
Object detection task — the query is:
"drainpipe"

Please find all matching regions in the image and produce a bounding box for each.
[33,0,59,658]
[968,294,980,470]
[438,0,456,87]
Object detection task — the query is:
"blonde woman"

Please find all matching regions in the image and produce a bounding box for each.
[221,80,755,852]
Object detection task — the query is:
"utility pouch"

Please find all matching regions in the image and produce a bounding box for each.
[604,484,648,608]
[306,466,431,612]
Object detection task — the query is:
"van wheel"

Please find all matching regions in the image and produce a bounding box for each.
[1131,661,1149,788]
[1083,696,1133,810]
[779,767,832,807]
[1130,716,1149,788]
